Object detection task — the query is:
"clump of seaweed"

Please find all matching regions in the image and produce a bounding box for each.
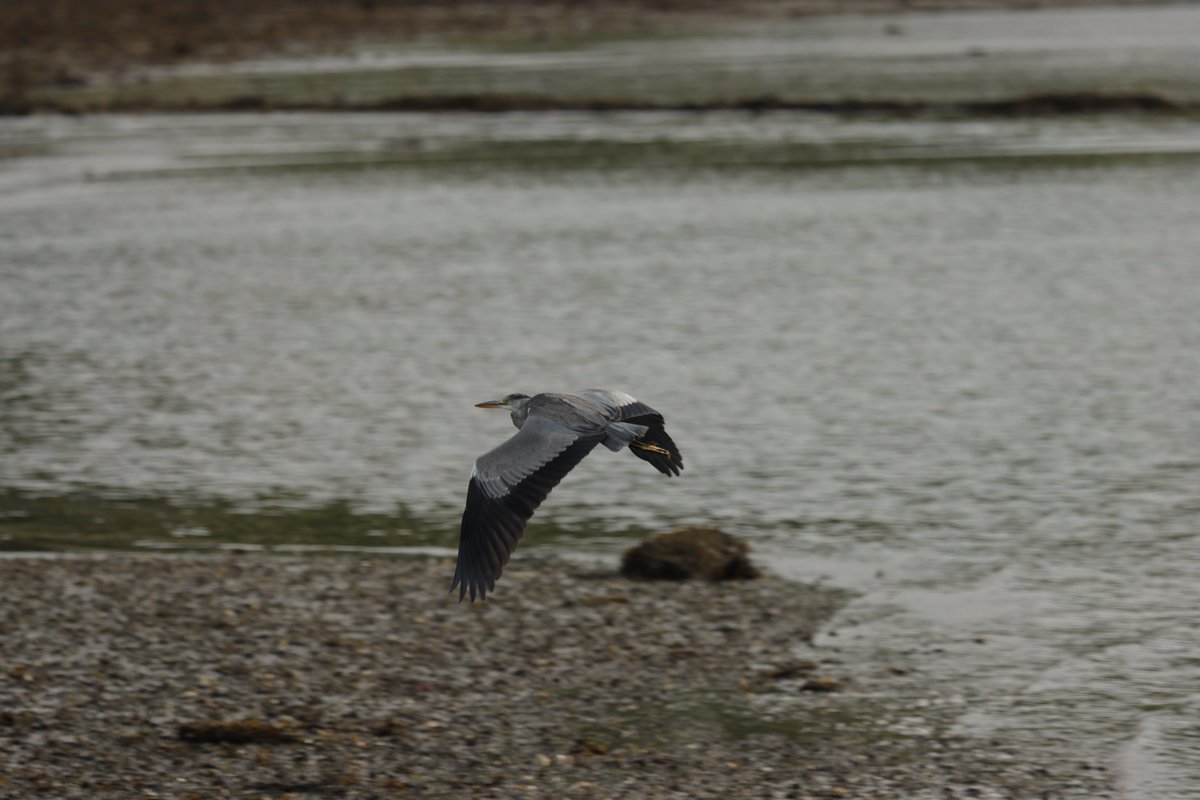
[621,526,760,581]
[177,719,300,745]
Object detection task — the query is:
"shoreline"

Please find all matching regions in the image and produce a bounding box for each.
[0,552,1112,798]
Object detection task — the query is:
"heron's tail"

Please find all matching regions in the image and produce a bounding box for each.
[625,419,683,477]
[601,422,649,452]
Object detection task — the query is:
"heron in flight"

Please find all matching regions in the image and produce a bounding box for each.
[452,389,683,602]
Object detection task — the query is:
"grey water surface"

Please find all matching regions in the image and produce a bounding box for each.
[5,6,1200,797]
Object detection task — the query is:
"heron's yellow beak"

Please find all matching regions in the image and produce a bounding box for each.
[475,399,507,409]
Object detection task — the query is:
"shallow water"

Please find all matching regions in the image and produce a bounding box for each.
[5,7,1200,797]
[6,107,1200,795]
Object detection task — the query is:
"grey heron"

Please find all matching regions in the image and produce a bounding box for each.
[452,389,683,602]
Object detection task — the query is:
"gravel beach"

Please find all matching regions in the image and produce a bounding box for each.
[0,553,1112,799]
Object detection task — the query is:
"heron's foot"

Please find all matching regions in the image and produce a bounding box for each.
[632,441,671,456]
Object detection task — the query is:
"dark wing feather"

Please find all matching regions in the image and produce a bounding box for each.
[452,416,604,602]
[577,388,683,476]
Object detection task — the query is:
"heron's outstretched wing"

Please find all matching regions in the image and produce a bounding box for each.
[452,414,604,602]
[577,388,683,477]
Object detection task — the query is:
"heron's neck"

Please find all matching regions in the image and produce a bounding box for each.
[509,398,530,428]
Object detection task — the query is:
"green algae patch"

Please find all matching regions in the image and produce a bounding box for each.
[0,489,430,552]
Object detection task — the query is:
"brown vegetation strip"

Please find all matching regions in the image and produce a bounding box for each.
[365,91,1191,116]
[5,91,1192,118]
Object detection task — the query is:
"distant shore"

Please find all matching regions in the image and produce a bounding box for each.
[4,0,1189,73]
[3,0,1197,116]
[0,552,1110,798]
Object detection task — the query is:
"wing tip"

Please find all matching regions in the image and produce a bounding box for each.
[448,576,487,603]
[450,549,497,604]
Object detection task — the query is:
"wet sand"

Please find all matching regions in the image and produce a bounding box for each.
[0,553,1111,798]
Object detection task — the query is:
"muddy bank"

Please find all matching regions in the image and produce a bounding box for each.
[1,0,1185,73]
[0,553,1110,798]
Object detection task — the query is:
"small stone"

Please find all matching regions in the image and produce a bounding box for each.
[583,594,629,606]
[800,676,845,693]
[370,719,404,737]
[763,660,817,680]
[571,739,609,756]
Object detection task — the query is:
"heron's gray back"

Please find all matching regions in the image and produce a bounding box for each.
[530,392,612,428]
[574,388,664,423]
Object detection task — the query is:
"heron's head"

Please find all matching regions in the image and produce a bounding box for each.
[474,392,529,410]
[476,393,531,427]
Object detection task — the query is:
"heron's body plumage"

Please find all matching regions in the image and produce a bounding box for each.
[452,389,682,602]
